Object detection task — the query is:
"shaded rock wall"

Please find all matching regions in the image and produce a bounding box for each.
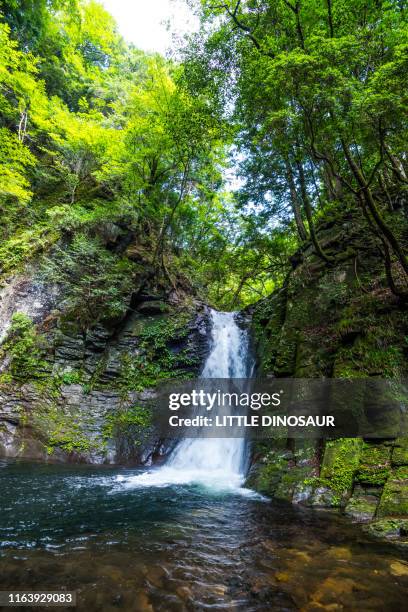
[0,273,211,464]
[248,209,408,546]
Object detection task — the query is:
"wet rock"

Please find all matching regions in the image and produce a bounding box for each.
[326,546,352,561]
[345,485,379,521]
[146,565,166,589]
[363,518,408,543]
[310,575,360,606]
[310,487,338,508]
[293,485,314,505]
[275,465,316,503]
[132,591,153,612]
[275,571,290,582]
[175,585,192,601]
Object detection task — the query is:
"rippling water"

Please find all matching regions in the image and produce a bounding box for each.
[1,459,408,611]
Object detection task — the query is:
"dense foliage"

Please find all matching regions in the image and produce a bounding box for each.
[0,0,407,312]
[184,0,408,299]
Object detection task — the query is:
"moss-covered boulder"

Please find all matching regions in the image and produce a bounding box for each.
[316,438,362,506]
[345,485,380,521]
[377,467,408,517]
[392,438,408,467]
[356,442,392,486]
[364,518,408,546]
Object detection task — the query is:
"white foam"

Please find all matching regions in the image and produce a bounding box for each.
[114,467,267,500]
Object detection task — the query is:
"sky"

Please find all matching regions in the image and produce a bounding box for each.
[100,0,199,55]
[98,1,243,191]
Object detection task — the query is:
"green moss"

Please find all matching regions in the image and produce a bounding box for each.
[247,442,318,501]
[275,465,315,502]
[115,310,197,393]
[137,312,191,349]
[356,443,391,486]
[34,404,98,455]
[117,353,176,393]
[344,486,378,521]
[60,370,83,385]
[318,438,362,506]
[0,313,49,381]
[364,518,408,540]
[393,438,408,467]
[0,225,60,279]
[378,467,408,517]
[247,450,289,495]
[103,405,152,445]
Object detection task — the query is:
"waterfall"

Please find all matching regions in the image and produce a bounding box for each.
[165,310,252,480]
[119,309,254,491]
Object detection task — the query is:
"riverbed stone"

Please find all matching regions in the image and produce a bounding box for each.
[390,561,408,577]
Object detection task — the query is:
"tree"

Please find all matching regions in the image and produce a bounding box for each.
[186,0,408,295]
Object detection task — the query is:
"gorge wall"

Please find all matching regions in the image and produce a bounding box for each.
[0,238,211,465]
[247,207,408,546]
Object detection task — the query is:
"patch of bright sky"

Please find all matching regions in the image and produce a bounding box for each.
[99,1,245,192]
[100,0,199,55]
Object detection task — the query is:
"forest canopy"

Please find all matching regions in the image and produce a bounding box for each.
[0,0,407,310]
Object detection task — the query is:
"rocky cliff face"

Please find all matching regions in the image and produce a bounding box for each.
[247,208,408,547]
[0,270,211,465]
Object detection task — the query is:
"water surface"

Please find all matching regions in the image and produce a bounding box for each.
[1,459,408,611]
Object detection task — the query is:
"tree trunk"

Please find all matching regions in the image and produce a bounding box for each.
[296,161,333,263]
[285,158,308,241]
[341,140,408,275]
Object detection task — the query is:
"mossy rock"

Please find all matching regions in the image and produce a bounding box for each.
[363,518,408,543]
[251,290,286,374]
[344,485,378,522]
[274,465,316,503]
[294,338,317,377]
[318,438,362,505]
[310,486,338,507]
[293,440,318,464]
[377,466,408,517]
[274,320,298,376]
[136,301,169,315]
[393,437,408,467]
[356,442,391,486]
[320,438,362,479]
[246,449,291,496]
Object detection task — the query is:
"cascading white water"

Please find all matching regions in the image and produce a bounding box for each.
[165,311,252,480]
[119,309,254,491]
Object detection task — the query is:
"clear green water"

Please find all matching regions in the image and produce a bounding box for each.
[1,459,408,611]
